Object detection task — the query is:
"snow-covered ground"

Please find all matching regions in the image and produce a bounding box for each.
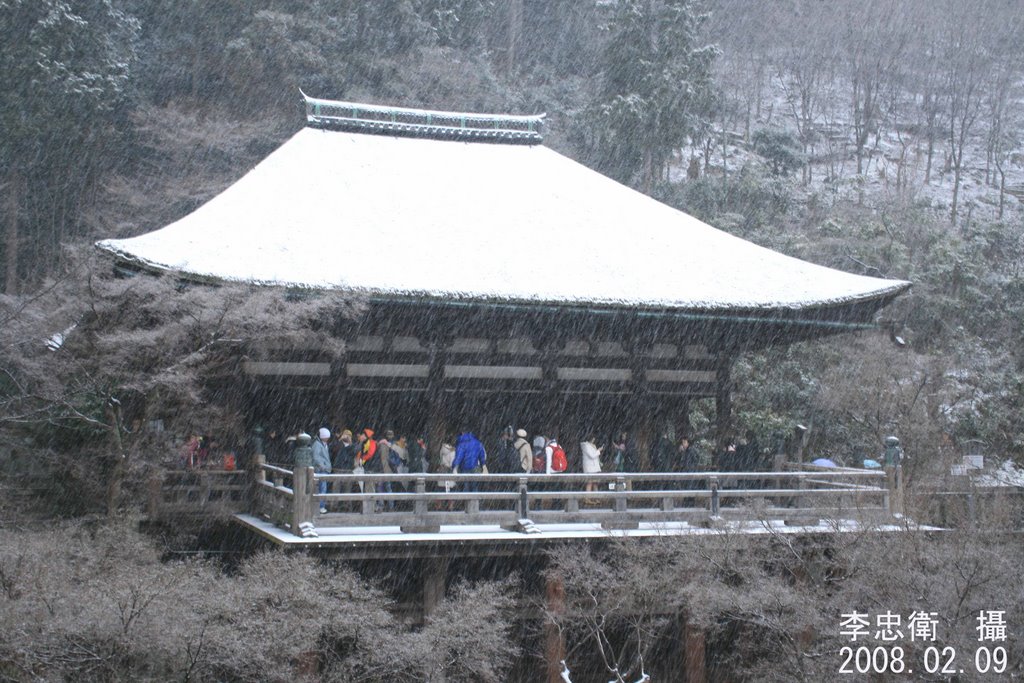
[972,459,1024,488]
[676,77,1024,225]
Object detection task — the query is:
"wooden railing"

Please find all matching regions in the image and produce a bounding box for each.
[250,455,891,537]
[147,469,251,521]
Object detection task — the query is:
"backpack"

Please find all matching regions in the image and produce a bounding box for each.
[533,454,545,473]
[550,443,567,472]
[387,445,403,471]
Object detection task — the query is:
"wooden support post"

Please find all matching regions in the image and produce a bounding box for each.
[422,555,449,621]
[628,336,654,471]
[537,334,562,433]
[684,621,707,683]
[425,335,451,472]
[715,355,733,455]
[147,472,162,519]
[544,573,566,683]
[675,397,692,440]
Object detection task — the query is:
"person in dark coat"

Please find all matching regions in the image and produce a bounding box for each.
[407,435,428,474]
[358,428,380,472]
[491,426,518,475]
[333,430,357,472]
[734,430,761,471]
[652,433,676,473]
[331,429,358,508]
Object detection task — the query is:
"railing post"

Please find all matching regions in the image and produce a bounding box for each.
[615,476,627,512]
[362,476,375,515]
[254,453,266,485]
[199,471,212,506]
[895,466,905,516]
[306,467,317,517]
[414,477,427,516]
[709,476,720,517]
[291,467,307,536]
[519,477,529,518]
[466,497,480,515]
[249,454,266,516]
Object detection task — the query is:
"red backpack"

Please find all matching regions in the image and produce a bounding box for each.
[549,443,567,473]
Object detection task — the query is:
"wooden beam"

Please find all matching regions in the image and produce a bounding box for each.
[544,573,566,683]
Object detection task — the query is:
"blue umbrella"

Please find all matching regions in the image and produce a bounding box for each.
[862,458,882,469]
[811,458,837,468]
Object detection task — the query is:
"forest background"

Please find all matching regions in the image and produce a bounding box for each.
[1,1,1023,681]
[4,0,1024,473]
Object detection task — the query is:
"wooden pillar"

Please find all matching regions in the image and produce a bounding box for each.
[684,621,707,683]
[422,555,450,621]
[544,573,566,683]
[147,471,162,519]
[714,354,733,455]
[425,335,451,470]
[628,337,654,470]
[675,397,692,439]
[291,466,313,536]
[328,350,349,425]
[538,335,560,433]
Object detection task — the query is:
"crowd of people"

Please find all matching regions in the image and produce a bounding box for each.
[246,423,775,479]
[179,422,904,510]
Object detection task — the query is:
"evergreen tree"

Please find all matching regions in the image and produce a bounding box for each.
[0,0,138,293]
[586,0,717,191]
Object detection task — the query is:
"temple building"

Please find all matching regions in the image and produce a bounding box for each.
[97,94,910,458]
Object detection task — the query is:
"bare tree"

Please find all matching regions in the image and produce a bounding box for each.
[842,0,907,177]
[0,521,521,682]
[0,250,359,515]
[771,0,839,186]
[939,3,992,225]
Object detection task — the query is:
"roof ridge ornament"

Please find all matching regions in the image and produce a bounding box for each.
[301,91,545,145]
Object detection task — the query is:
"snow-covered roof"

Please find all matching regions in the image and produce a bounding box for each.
[97,109,909,313]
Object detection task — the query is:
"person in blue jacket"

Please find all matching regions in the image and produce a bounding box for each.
[452,430,487,493]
